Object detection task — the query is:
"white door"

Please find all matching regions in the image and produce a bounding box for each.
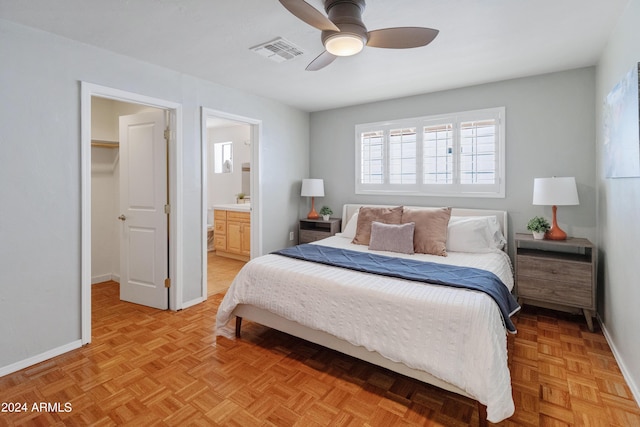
[119,111,169,309]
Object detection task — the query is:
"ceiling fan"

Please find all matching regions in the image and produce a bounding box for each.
[279,0,439,71]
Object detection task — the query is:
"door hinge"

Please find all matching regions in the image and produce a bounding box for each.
[164,278,171,288]
[164,129,171,140]
[164,204,171,214]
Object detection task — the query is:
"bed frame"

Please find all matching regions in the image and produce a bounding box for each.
[232,205,510,426]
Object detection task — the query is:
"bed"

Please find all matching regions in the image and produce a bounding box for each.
[216,204,518,425]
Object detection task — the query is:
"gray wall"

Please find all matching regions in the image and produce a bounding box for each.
[310,68,598,254]
[0,19,309,370]
[595,0,640,404]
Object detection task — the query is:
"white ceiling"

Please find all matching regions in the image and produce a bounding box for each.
[0,0,629,112]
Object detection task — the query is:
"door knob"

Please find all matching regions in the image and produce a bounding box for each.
[118,214,127,221]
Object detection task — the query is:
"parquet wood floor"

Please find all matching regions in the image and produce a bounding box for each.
[1,281,639,426]
[207,252,246,296]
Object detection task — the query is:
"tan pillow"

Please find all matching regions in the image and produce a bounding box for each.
[401,207,452,256]
[352,206,403,245]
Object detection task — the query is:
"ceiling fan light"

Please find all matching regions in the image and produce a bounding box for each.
[324,33,364,56]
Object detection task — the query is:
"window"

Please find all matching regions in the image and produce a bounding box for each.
[214,141,233,173]
[355,107,505,197]
[389,128,417,184]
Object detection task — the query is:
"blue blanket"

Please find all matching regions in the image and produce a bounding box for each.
[272,244,519,333]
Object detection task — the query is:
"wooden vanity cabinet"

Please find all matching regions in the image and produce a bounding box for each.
[214,209,250,261]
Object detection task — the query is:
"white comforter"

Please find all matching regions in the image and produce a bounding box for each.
[216,236,515,422]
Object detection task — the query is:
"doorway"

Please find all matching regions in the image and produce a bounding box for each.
[81,83,183,345]
[91,102,169,308]
[200,108,261,300]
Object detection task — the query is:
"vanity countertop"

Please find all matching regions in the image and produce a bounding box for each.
[212,203,251,212]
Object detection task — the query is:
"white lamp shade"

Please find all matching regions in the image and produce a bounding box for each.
[301,179,325,197]
[533,177,579,206]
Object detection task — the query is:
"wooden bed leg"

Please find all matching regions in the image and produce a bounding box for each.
[478,402,488,427]
[235,316,243,338]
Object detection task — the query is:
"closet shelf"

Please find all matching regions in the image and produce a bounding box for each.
[91,139,119,148]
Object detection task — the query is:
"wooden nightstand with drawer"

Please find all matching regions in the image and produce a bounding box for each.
[299,218,342,244]
[515,233,596,331]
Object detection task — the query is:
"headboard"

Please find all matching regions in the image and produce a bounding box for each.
[341,204,508,251]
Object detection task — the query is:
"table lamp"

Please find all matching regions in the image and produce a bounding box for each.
[301,179,324,219]
[532,177,579,240]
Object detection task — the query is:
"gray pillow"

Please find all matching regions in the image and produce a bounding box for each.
[368,221,415,254]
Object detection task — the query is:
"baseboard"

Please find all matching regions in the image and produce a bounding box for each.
[181,296,205,310]
[598,314,640,407]
[91,273,111,284]
[92,273,120,284]
[0,340,83,378]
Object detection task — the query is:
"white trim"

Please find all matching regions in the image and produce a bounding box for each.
[200,108,262,301]
[0,340,82,378]
[181,297,205,310]
[91,274,113,284]
[91,273,120,285]
[355,107,506,198]
[81,82,183,345]
[599,315,640,407]
[168,105,184,311]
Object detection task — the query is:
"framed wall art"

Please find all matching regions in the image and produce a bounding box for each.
[603,62,640,178]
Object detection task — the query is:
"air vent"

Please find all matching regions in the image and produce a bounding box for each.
[250,37,304,63]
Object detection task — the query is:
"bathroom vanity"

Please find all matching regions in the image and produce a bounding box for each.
[213,204,251,261]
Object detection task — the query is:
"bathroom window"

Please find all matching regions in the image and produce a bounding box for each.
[214,141,233,173]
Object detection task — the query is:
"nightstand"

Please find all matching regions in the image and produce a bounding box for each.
[299,218,342,244]
[515,233,596,331]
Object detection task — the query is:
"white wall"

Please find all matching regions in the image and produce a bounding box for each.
[310,67,597,253]
[92,97,156,141]
[0,19,309,372]
[91,146,119,283]
[595,0,640,403]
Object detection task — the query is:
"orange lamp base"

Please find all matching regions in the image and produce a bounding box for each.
[307,196,319,219]
[544,205,567,240]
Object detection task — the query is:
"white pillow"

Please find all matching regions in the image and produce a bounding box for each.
[339,211,359,239]
[447,216,506,253]
[486,217,507,249]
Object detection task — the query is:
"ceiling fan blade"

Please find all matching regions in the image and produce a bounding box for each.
[306,51,337,71]
[279,0,340,32]
[366,27,439,49]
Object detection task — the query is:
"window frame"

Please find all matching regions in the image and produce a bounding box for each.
[213,141,233,174]
[355,107,505,198]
